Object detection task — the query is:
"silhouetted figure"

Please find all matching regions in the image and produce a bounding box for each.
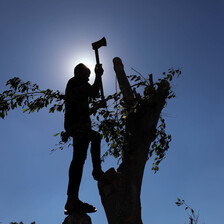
[64,63,104,215]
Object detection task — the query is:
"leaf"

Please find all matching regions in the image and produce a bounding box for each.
[49,107,55,113]
[0,112,5,119]
[148,150,153,158]
[110,142,115,148]
[23,108,28,113]
[53,133,60,136]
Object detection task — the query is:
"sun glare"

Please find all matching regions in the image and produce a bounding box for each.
[66,55,96,84]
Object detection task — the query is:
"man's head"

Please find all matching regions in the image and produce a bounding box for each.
[74,63,90,82]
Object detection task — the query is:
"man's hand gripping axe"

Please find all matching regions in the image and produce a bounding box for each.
[92,37,107,102]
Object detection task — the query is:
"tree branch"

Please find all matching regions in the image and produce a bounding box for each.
[113,57,135,108]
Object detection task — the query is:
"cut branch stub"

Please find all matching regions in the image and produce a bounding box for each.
[113,57,134,108]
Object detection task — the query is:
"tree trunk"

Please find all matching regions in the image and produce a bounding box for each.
[62,212,92,224]
[98,57,170,224]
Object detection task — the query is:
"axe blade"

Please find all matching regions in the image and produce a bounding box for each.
[92,37,107,50]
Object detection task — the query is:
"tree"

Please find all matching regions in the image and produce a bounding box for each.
[0,57,181,224]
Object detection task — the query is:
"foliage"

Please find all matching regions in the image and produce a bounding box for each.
[175,198,200,224]
[149,117,172,173]
[0,68,181,171]
[90,92,126,160]
[92,68,181,172]
[0,77,64,119]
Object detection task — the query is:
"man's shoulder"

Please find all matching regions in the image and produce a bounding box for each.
[66,77,77,87]
[67,76,75,83]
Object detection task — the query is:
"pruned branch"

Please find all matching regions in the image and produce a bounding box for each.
[113,57,135,108]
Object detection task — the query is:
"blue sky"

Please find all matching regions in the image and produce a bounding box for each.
[0,0,224,223]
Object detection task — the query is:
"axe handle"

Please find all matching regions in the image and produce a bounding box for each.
[94,49,105,100]
[94,49,100,65]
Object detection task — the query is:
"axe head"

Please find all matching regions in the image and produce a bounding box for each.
[92,37,107,50]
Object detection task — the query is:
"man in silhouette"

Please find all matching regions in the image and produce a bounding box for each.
[64,63,104,215]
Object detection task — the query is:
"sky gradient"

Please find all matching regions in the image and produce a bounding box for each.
[0,0,224,224]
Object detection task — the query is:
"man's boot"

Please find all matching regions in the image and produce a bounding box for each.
[64,195,97,215]
[92,166,104,181]
[64,195,79,215]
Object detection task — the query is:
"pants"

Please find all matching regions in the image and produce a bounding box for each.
[67,129,101,196]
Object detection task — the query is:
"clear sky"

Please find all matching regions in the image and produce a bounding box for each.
[0,0,224,223]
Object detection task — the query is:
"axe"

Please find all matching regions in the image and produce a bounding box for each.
[92,37,107,101]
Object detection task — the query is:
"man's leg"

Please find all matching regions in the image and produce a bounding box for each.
[90,130,104,180]
[65,135,89,213]
[67,135,89,196]
[65,132,97,214]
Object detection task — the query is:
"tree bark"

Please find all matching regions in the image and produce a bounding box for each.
[62,212,92,224]
[98,57,170,224]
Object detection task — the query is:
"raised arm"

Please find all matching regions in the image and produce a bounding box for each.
[90,64,104,98]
